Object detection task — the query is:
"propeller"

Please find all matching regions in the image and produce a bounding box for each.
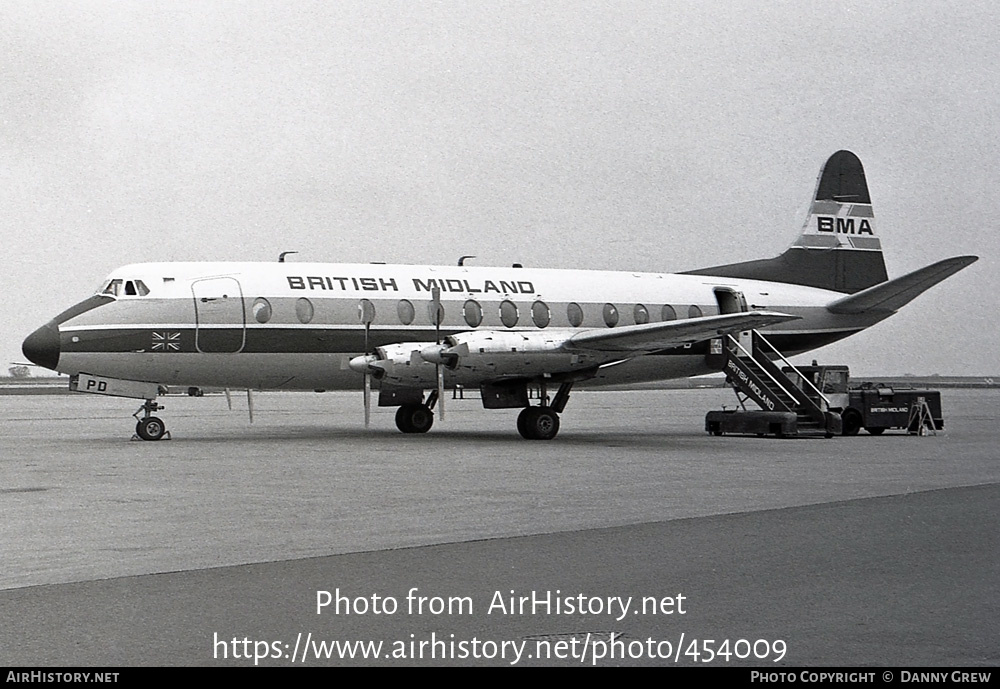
[363,321,371,428]
[359,300,376,428]
[432,285,445,420]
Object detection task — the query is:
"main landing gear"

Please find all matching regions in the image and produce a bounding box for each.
[395,403,434,434]
[516,381,573,440]
[132,399,170,441]
[517,406,560,440]
[395,390,438,434]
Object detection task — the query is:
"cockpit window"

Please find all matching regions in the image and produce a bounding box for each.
[101,278,150,297]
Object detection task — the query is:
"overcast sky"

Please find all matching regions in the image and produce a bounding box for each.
[2,1,997,376]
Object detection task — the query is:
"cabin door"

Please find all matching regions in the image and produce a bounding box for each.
[708,288,751,367]
[192,277,246,353]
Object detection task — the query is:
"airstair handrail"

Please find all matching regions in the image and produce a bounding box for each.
[751,330,831,410]
[726,335,804,406]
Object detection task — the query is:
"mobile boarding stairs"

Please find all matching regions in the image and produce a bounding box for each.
[705,330,842,438]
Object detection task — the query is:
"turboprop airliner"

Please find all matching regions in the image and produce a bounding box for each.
[22,151,976,440]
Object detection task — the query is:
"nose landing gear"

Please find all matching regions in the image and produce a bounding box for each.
[132,399,170,441]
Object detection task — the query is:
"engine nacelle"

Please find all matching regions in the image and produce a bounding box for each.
[367,342,439,387]
[438,330,601,377]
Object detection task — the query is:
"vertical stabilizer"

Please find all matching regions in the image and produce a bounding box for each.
[684,150,889,293]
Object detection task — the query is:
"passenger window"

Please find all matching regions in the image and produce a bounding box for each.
[688,305,703,319]
[634,304,649,325]
[358,299,376,325]
[296,297,314,324]
[603,303,619,327]
[661,305,677,321]
[531,301,550,328]
[253,298,272,323]
[567,302,584,327]
[500,300,518,328]
[464,300,483,327]
[398,299,415,325]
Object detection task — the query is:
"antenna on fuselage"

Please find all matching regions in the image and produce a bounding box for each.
[279,251,298,263]
[458,255,476,266]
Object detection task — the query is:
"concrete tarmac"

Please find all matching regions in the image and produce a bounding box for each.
[1,388,998,666]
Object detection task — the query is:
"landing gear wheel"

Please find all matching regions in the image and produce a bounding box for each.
[841,409,862,436]
[395,404,434,434]
[517,407,532,438]
[517,406,560,440]
[136,416,167,441]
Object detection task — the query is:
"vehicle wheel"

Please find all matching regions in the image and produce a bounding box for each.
[395,404,434,434]
[865,426,886,435]
[136,416,166,441]
[517,407,533,438]
[518,407,560,440]
[841,409,862,436]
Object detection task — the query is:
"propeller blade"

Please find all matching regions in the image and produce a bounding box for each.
[363,321,371,428]
[432,286,444,420]
[364,371,371,428]
[437,363,445,420]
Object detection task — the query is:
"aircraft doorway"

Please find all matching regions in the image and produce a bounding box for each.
[192,277,246,353]
[709,287,751,365]
[714,287,748,315]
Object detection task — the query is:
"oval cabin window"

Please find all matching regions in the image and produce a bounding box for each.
[603,303,619,327]
[464,300,483,327]
[567,302,584,327]
[358,299,376,325]
[252,297,272,324]
[500,300,518,328]
[634,304,649,325]
[296,298,314,324]
[398,300,415,325]
[531,301,550,328]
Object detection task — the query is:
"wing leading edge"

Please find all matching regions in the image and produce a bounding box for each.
[565,311,800,353]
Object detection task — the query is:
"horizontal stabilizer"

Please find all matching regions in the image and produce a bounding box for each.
[826,256,978,314]
[566,311,800,353]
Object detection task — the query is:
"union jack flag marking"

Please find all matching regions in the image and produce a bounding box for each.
[151,331,181,351]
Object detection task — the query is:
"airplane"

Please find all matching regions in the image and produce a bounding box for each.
[21,150,977,440]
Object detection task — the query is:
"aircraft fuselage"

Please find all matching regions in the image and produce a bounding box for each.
[38,261,881,390]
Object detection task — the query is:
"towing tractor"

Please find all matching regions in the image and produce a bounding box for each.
[781,365,944,436]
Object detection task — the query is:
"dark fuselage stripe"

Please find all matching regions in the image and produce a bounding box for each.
[61,327,859,356]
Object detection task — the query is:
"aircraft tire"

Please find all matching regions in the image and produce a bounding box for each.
[518,407,559,440]
[841,409,862,436]
[396,404,434,434]
[136,416,166,441]
[516,407,533,438]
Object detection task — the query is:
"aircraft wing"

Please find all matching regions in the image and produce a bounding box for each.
[564,311,800,353]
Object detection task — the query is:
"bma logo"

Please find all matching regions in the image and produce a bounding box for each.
[817,217,873,235]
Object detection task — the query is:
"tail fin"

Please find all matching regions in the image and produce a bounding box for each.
[684,150,888,293]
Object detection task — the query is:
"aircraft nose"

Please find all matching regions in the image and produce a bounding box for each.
[22,322,61,371]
